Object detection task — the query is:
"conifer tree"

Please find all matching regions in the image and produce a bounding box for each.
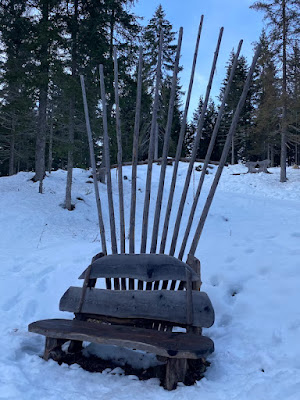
[0,1,35,176]
[184,97,219,160]
[218,52,253,164]
[142,5,181,159]
[250,31,280,163]
[30,0,63,191]
[251,0,300,181]
[287,42,300,163]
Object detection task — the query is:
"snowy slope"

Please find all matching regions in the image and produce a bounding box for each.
[1,163,300,400]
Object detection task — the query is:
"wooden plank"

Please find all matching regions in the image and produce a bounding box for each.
[113,48,126,253]
[78,254,200,282]
[185,269,193,326]
[129,46,143,255]
[28,319,214,359]
[59,287,214,328]
[140,30,163,253]
[178,41,243,260]
[99,64,118,254]
[80,75,107,255]
[189,44,261,257]
[150,27,183,254]
[159,17,204,254]
[169,27,224,257]
[164,358,187,390]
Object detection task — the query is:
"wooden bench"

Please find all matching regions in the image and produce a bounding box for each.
[245,159,270,173]
[28,253,215,390]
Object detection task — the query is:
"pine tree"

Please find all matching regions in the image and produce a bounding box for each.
[142,5,181,159]
[0,1,36,176]
[287,42,300,164]
[184,97,219,160]
[218,52,253,164]
[250,0,300,181]
[30,0,64,191]
[143,4,177,86]
[250,31,280,164]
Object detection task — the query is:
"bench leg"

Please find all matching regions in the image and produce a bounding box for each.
[43,337,66,361]
[164,358,187,390]
[68,340,83,354]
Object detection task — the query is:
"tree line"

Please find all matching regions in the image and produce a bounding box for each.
[0,1,299,204]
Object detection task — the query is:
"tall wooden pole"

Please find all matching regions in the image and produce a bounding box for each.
[150,27,183,253]
[80,75,107,255]
[99,64,118,254]
[160,16,204,254]
[169,27,224,257]
[189,44,261,257]
[140,30,163,253]
[113,48,125,253]
[129,47,143,254]
[178,40,243,260]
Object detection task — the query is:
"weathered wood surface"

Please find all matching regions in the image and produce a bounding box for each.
[245,159,270,173]
[140,30,163,253]
[129,46,143,255]
[150,27,183,254]
[258,159,270,172]
[29,319,214,359]
[99,64,118,254]
[169,27,224,257]
[80,75,107,255]
[78,254,200,282]
[59,287,214,328]
[245,161,258,173]
[165,358,187,390]
[113,48,125,254]
[178,40,243,260]
[159,17,204,254]
[189,44,261,257]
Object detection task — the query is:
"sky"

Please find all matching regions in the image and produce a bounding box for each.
[133,0,265,119]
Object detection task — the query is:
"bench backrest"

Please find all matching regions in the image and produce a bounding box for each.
[59,253,215,330]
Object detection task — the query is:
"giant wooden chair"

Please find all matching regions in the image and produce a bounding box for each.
[29,17,260,390]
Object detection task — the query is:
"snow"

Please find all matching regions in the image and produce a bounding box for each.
[1,163,300,399]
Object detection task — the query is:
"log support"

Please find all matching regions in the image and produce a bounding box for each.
[68,340,83,354]
[43,337,67,361]
[164,358,187,390]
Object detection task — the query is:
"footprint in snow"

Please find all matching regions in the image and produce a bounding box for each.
[291,232,300,238]
[2,294,21,311]
[225,256,235,263]
[23,299,37,320]
[218,314,232,327]
[210,275,220,287]
[244,248,254,254]
[227,283,243,298]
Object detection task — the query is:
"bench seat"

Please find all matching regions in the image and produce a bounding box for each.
[29,318,214,359]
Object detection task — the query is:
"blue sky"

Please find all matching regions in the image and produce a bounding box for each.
[133,0,264,119]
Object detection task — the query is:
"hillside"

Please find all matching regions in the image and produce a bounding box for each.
[1,163,300,400]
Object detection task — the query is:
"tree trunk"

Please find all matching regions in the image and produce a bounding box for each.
[8,114,16,176]
[280,0,287,182]
[65,101,75,210]
[231,135,235,164]
[33,1,50,190]
[154,120,158,160]
[65,0,78,211]
[271,144,274,167]
[48,111,53,174]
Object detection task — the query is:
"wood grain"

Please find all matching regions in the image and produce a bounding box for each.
[29,319,214,359]
[79,254,200,282]
[59,287,214,328]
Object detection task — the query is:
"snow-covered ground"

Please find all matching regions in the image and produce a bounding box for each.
[1,163,300,400]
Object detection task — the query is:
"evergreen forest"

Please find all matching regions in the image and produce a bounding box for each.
[0,0,299,199]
